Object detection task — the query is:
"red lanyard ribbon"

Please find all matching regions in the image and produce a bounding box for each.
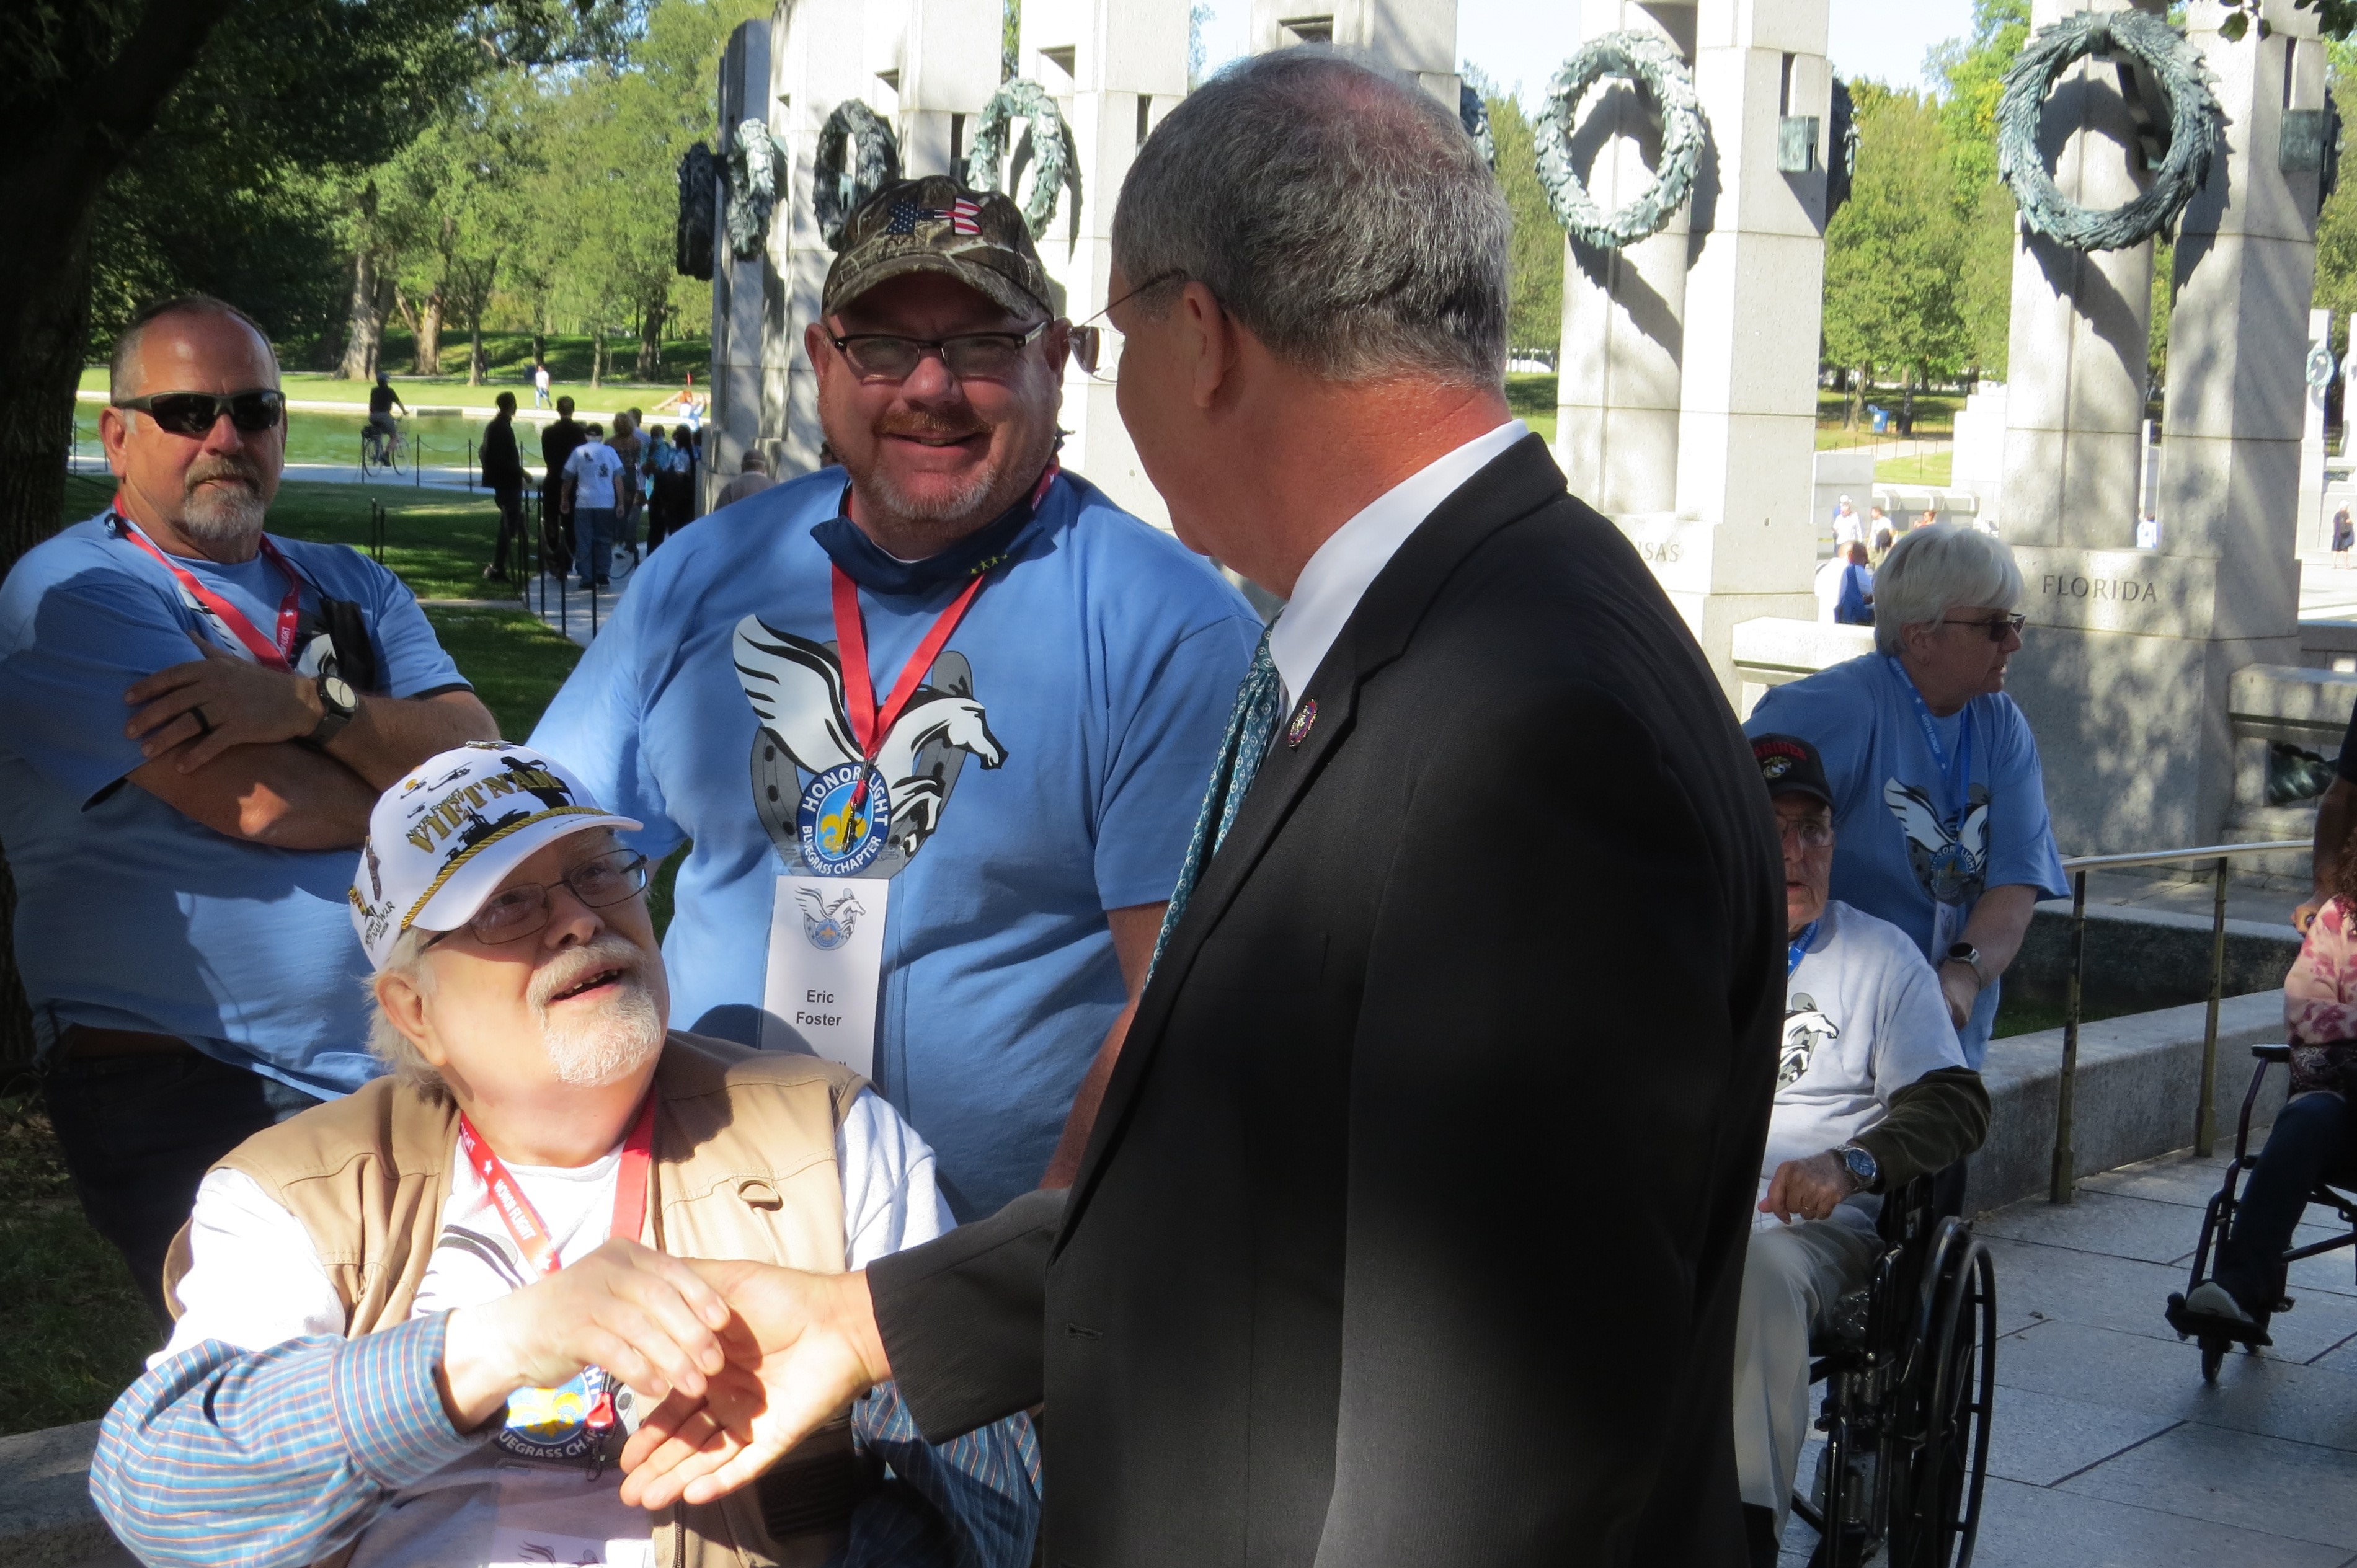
[827,463,1055,811]
[113,503,301,670]
[456,1094,657,1430]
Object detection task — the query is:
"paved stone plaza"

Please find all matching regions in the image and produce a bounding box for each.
[1778,1132,2357,1567]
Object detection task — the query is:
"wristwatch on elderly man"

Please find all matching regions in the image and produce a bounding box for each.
[1834,1142,1880,1195]
[1941,942,1985,985]
[307,673,359,747]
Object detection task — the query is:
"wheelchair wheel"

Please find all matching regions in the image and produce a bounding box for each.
[2199,1334,2229,1381]
[1891,1222,1995,1568]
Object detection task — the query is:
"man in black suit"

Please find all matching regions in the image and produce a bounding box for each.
[619,51,1782,1565]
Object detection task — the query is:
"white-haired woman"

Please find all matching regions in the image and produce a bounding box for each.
[1746,524,2069,1071]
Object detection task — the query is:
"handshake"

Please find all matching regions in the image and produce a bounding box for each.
[439,1239,892,1508]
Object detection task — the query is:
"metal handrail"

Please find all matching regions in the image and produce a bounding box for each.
[2048,838,2307,1205]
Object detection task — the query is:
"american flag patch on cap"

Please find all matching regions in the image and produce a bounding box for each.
[949,197,984,236]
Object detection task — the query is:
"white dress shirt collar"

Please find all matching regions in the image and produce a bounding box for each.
[1265,419,1530,707]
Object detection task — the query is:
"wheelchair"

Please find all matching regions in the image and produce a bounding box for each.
[2164,1043,2357,1380]
[1788,1173,1998,1568]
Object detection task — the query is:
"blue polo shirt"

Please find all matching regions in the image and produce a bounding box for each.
[530,469,1260,1217]
[0,512,469,1096]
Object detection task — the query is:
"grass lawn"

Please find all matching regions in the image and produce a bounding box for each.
[1506,372,1556,445]
[1874,451,1954,486]
[79,364,701,414]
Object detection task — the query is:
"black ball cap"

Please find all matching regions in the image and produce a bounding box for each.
[1752,732,1834,809]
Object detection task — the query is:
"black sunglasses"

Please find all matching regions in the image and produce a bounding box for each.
[112,389,285,437]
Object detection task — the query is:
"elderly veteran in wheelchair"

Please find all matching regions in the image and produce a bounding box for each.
[90,742,1038,1568]
[1738,735,1991,1565]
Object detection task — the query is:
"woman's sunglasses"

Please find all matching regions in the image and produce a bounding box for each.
[112,389,285,437]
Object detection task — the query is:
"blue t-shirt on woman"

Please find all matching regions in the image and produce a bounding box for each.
[1747,654,2069,1065]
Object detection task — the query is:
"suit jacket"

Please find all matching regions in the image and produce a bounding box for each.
[870,435,1782,1566]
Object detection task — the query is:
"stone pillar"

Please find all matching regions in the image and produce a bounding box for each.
[885,0,1000,180]
[1016,0,1190,529]
[1247,0,1461,109]
[2300,308,2331,553]
[2009,0,2322,853]
[708,20,777,505]
[1551,1,1692,518]
[1622,0,1827,691]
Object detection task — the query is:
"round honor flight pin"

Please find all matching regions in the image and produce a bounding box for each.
[797,762,892,875]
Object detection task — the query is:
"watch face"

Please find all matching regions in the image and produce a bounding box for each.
[324,676,358,713]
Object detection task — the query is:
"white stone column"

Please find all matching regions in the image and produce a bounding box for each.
[884,0,1000,179]
[1247,0,1461,109]
[1628,0,1827,689]
[2010,0,2322,853]
[708,20,776,505]
[1550,1,1691,518]
[1015,0,1190,529]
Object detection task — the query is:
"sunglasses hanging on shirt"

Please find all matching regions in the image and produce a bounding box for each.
[112,389,285,436]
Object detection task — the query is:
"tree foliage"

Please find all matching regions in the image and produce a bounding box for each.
[1482,93,1564,355]
[1821,85,1968,403]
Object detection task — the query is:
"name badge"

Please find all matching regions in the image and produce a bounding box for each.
[762,874,890,1076]
[487,1526,651,1568]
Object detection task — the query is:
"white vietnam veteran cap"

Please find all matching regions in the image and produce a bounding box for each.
[350,742,641,970]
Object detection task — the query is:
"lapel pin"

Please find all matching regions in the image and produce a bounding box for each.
[1286,698,1316,748]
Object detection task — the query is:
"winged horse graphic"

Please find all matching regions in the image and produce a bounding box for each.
[1881,778,1990,906]
[733,614,1006,868]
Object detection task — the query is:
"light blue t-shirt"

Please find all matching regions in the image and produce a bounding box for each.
[530,469,1261,1217]
[0,512,470,1096]
[1746,654,2069,1066]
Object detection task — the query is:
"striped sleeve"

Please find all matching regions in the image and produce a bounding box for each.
[92,1314,486,1568]
[845,1381,1041,1567]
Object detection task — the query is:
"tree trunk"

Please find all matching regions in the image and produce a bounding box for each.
[339,246,384,381]
[0,0,239,1065]
[416,291,445,378]
[1844,368,1863,431]
[636,298,664,381]
[469,316,486,386]
[591,329,604,389]
[532,327,546,368]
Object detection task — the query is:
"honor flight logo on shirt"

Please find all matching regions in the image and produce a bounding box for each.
[1882,777,1991,908]
[732,615,1006,879]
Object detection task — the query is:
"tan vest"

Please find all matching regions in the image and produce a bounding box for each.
[164,1032,868,1568]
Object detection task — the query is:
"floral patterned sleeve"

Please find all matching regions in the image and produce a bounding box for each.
[2285,898,2357,1043]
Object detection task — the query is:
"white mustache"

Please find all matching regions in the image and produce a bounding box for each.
[529,936,648,1012]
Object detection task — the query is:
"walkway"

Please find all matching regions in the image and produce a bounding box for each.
[1777,1133,2357,1566]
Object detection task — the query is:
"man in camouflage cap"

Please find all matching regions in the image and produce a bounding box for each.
[529,174,1259,1221]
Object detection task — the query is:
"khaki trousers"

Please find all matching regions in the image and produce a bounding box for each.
[1733,1216,1879,1533]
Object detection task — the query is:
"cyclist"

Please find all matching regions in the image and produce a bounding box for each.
[363,373,407,461]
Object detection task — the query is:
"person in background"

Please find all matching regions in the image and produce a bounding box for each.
[2333,501,2352,569]
[714,449,773,509]
[1832,495,1862,551]
[1868,505,1891,561]
[532,360,553,409]
[1734,734,1986,1562]
[528,175,1259,1223]
[1915,505,1940,531]
[650,425,693,551]
[609,411,645,567]
[91,743,1039,1568]
[0,295,498,1316]
[365,373,407,452]
[1746,525,2067,1076]
[538,395,585,579]
[2294,693,2357,933]
[479,392,527,585]
[2182,816,2357,1339]
[562,422,623,590]
[1834,541,1873,627]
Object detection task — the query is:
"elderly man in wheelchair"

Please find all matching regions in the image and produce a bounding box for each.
[1740,737,1994,1568]
[2169,844,2357,1360]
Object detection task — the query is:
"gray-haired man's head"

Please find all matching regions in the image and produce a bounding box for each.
[1111,50,1509,389]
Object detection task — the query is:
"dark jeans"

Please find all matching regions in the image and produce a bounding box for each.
[41,1047,321,1322]
[491,481,526,575]
[539,480,572,575]
[574,505,616,586]
[2214,1091,2357,1316]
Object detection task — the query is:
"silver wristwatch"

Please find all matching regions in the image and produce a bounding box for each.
[1836,1143,1880,1195]
[308,673,359,746]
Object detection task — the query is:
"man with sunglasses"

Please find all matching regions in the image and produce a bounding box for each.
[530,176,1258,1222]
[0,293,497,1316]
[1747,523,2068,1071]
[92,742,1039,1568]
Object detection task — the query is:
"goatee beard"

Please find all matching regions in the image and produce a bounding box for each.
[179,464,269,548]
[530,936,668,1088]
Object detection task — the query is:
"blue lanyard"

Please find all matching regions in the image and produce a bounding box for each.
[1887,657,1973,818]
[1788,918,1820,978]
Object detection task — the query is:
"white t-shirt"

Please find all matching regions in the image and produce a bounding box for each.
[565,441,623,509]
[1833,507,1864,546]
[1759,899,1965,1234]
[535,368,552,391]
[158,1087,949,1568]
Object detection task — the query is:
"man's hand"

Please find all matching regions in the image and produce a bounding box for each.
[437,1238,734,1432]
[618,1261,889,1510]
[127,638,321,773]
[1760,1151,1857,1225]
[1937,959,1980,1030]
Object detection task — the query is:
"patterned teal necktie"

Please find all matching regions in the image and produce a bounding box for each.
[1151,629,1282,973]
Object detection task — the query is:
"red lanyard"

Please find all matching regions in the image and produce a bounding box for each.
[828,464,1055,809]
[113,502,301,670]
[457,1094,657,1429]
